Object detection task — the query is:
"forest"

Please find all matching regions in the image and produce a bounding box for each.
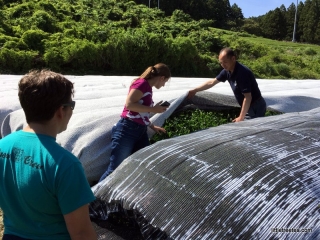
[0,0,320,78]
[137,0,320,44]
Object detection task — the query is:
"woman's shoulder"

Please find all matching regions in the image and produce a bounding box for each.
[132,78,146,84]
[131,78,150,89]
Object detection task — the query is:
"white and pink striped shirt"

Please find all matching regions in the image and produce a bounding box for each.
[121,78,153,125]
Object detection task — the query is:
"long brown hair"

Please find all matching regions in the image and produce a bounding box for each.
[132,63,171,84]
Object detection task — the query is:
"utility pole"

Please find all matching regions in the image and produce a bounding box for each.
[149,0,160,9]
[292,0,298,42]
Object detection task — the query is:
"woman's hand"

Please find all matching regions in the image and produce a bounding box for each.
[149,124,166,134]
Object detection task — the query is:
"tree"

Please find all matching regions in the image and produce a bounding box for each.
[241,18,263,36]
[299,0,320,43]
[260,8,287,40]
[228,3,244,30]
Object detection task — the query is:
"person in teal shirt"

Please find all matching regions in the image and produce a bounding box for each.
[0,70,97,240]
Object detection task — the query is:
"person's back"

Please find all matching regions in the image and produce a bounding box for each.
[0,70,97,240]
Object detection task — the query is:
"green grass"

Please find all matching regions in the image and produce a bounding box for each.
[150,108,282,143]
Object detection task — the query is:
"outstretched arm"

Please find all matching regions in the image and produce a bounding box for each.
[64,204,97,240]
[187,78,220,98]
[233,92,252,122]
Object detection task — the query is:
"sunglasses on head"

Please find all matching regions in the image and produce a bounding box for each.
[62,100,76,110]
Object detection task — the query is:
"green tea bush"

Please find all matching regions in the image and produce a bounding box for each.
[293,69,319,79]
[61,39,100,71]
[0,34,19,46]
[3,40,28,50]
[280,55,307,68]
[150,109,239,143]
[108,8,123,21]
[248,44,269,58]
[36,2,57,15]
[171,10,193,22]
[0,48,37,73]
[250,60,277,78]
[202,54,221,74]
[275,63,291,78]
[30,10,56,33]
[43,34,73,71]
[304,47,317,56]
[164,37,200,77]
[189,30,224,54]
[312,56,320,74]
[150,108,282,143]
[101,30,168,74]
[43,47,64,71]
[9,3,33,18]
[21,29,49,52]
[1,0,320,77]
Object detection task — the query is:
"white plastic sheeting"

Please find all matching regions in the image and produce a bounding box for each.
[1,75,320,184]
[1,75,320,239]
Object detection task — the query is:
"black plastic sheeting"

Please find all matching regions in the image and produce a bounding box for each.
[89,105,320,239]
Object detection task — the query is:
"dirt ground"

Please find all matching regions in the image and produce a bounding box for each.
[1,209,3,238]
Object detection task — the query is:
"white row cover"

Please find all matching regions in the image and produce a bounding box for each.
[1,75,320,183]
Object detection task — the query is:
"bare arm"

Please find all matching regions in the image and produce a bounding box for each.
[149,123,166,134]
[233,92,252,122]
[187,78,220,98]
[126,89,167,113]
[64,204,97,240]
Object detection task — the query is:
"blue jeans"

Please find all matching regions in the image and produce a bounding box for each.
[99,118,149,182]
[245,96,267,119]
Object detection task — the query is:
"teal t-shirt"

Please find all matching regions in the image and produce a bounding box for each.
[0,131,95,239]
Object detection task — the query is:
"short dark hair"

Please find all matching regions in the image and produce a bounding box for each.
[18,69,74,123]
[220,47,237,59]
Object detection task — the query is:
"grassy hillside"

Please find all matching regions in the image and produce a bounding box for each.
[215,29,320,79]
[0,0,319,78]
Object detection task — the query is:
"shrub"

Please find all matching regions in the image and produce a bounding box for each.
[293,69,319,79]
[150,108,282,144]
[3,40,28,50]
[189,30,224,54]
[30,10,56,33]
[163,37,200,77]
[171,10,192,22]
[108,8,123,21]
[251,60,278,78]
[0,48,37,73]
[0,34,19,46]
[21,29,49,52]
[275,63,291,78]
[9,3,32,18]
[43,47,64,71]
[304,47,317,56]
[61,39,100,71]
[150,109,238,143]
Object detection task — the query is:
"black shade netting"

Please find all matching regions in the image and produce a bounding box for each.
[89,104,320,239]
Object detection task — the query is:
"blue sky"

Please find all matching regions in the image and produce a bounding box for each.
[229,0,304,18]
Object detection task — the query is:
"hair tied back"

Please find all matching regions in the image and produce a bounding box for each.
[151,66,158,75]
